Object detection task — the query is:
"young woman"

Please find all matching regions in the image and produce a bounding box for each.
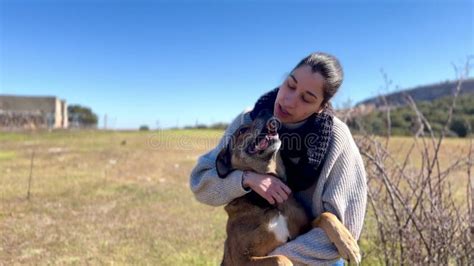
[190,52,367,265]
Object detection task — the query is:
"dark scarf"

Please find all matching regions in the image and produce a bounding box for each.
[249,88,334,192]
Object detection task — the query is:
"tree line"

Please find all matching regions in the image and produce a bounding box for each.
[347,94,474,137]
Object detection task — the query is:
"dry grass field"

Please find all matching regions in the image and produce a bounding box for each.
[0,130,470,265]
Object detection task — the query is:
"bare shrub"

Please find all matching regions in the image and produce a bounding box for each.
[355,60,473,265]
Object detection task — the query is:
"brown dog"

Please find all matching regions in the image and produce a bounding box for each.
[216,110,360,266]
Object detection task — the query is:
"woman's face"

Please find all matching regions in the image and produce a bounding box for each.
[274,65,326,123]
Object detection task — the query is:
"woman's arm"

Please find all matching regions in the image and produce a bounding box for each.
[269,126,368,265]
[189,111,252,206]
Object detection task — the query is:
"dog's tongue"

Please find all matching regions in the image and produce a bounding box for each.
[254,117,281,152]
[257,137,269,151]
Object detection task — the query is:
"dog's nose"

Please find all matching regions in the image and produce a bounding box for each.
[267,117,281,134]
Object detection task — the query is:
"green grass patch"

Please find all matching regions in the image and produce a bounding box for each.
[0,151,16,160]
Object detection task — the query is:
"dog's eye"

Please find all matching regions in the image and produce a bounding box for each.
[238,126,250,134]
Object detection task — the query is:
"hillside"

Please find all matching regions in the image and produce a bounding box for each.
[357,78,474,108]
[347,93,474,137]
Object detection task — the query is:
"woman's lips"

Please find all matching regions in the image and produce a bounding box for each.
[276,103,291,118]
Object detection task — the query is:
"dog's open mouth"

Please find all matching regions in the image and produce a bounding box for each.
[247,133,279,154]
[247,117,280,155]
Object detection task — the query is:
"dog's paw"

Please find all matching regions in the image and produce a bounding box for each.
[274,255,293,266]
[312,212,361,265]
[250,255,293,266]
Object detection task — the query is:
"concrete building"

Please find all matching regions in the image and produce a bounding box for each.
[0,95,68,129]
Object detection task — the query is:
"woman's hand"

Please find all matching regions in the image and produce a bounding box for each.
[242,171,292,204]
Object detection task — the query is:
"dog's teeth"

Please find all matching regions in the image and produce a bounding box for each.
[256,138,269,151]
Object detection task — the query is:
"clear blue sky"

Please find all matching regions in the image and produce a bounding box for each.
[1,0,472,129]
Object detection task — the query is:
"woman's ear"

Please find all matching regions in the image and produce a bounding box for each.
[316,102,327,114]
[216,144,233,178]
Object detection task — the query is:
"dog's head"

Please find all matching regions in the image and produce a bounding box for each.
[216,109,282,178]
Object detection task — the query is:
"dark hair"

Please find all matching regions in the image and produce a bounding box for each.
[292,52,343,105]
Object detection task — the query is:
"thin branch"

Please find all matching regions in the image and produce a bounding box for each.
[27,150,35,200]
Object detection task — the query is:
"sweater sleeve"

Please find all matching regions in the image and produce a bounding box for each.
[269,127,368,265]
[189,111,252,206]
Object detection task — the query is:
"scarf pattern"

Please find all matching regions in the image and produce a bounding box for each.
[249,88,334,191]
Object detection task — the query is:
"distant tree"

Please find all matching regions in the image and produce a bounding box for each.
[139,125,150,131]
[209,122,229,130]
[68,104,98,128]
[182,122,228,130]
[450,116,470,137]
[347,94,474,137]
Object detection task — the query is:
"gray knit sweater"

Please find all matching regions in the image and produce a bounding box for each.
[189,110,367,266]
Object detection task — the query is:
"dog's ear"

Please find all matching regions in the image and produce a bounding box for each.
[216,144,233,178]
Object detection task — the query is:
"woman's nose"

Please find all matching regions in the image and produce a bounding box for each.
[283,92,297,109]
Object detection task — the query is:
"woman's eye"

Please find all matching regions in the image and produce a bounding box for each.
[302,97,311,103]
[285,80,296,90]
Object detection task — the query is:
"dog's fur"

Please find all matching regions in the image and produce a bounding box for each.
[216,110,360,266]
